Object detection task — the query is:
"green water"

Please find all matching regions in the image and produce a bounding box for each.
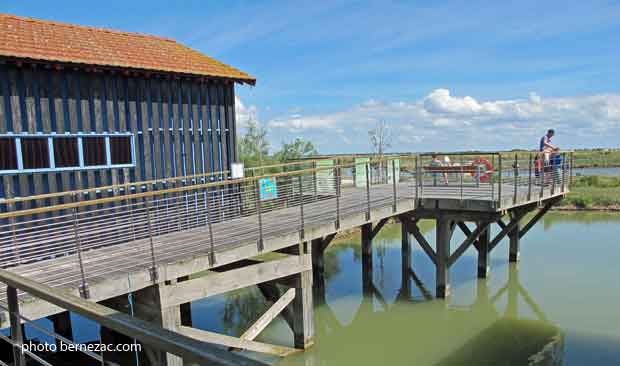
[191,212,620,365]
[16,212,620,365]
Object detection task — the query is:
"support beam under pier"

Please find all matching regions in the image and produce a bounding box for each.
[291,270,315,349]
[361,223,373,297]
[477,223,491,278]
[400,217,412,299]
[435,218,454,298]
[178,276,193,327]
[508,212,521,262]
[49,311,73,349]
[310,233,336,306]
[131,283,183,366]
[99,296,136,366]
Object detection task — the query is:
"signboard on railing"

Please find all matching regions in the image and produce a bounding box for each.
[387,159,400,184]
[316,159,335,195]
[354,157,370,187]
[259,177,278,200]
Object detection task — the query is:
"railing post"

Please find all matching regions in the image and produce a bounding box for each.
[540,159,546,199]
[551,157,557,195]
[71,205,90,299]
[491,155,495,204]
[570,152,574,188]
[144,199,158,282]
[205,187,216,265]
[192,189,200,231]
[415,155,420,203]
[184,181,191,228]
[313,161,318,202]
[392,159,397,212]
[497,155,503,208]
[365,163,371,221]
[513,153,518,204]
[7,285,26,366]
[217,185,224,222]
[298,175,305,242]
[163,187,171,235]
[175,182,182,232]
[528,153,533,201]
[255,179,264,252]
[9,215,21,266]
[335,165,341,230]
[459,164,464,202]
[562,152,567,192]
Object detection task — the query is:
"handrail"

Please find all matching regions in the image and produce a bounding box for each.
[0,154,393,207]
[0,155,412,219]
[0,269,265,366]
[0,151,574,221]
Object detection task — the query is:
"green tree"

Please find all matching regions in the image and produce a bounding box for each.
[238,119,271,168]
[275,138,318,162]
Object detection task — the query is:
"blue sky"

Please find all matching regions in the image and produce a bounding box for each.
[3,1,620,153]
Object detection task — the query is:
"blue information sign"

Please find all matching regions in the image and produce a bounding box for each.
[259,177,278,200]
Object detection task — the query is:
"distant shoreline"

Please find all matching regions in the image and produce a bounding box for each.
[573,164,620,169]
[552,205,620,212]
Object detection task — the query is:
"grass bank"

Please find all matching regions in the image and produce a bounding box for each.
[557,176,620,210]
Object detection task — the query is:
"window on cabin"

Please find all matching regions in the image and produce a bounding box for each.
[83,137,107,166]
[0,134,135,173]
[0,138,18,170]
[21,138,50,169]
[53,137,79,167]
[110,136,132,165]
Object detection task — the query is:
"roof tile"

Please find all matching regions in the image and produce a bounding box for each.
[0,13,255,84]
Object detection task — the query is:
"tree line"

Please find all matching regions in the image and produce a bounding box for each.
[237,120,393,168]
[237,120,318,168]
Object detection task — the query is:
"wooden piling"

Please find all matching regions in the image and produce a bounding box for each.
[435,218,453,298]
[291,270,314,349]
[477,222,491,278]
[401,218,412,299]
[131,283,183,366]
[7,286,26,366]
[361,223,373,297]
[311,238,326,306]
[49,311,74,349]
[508,211,521,262]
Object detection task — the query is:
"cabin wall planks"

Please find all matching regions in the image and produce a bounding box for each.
[0,63,238,209]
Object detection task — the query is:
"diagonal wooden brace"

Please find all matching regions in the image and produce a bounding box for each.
[370,217,390,240]
[518,198,560,239]
[489,210,528,252]
[240,288,296,342]
[456,221,479,251]
[448,222,490,267]
[410,222,437,265]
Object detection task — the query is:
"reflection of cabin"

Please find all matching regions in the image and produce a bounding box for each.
[0,13,255,208]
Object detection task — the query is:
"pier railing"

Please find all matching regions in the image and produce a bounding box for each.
[0,156,416,296]
[495,152,572,207]
[417,151,572,208]
[0,268,264,366]
[0,151,571,299]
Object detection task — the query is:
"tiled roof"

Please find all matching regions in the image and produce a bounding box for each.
[0,13,255,84]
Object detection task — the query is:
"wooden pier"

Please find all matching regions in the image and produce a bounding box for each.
[0,152,571,365]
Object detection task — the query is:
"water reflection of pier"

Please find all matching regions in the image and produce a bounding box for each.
[304,241,563,366]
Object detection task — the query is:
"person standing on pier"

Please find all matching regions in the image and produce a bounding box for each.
[539,129,557,164]
[430,154,449,185]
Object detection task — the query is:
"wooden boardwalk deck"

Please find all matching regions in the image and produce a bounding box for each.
[0,180,566,327]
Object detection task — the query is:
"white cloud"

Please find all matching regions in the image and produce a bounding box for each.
[235,96,258,131]
[241,89,620,153]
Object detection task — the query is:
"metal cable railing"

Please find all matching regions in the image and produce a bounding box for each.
[0,156,415,302]
[416,151,572,207]
[0,152,572,306]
